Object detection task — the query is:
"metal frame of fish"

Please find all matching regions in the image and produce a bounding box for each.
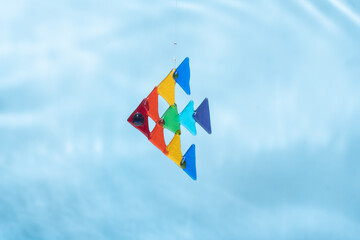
[127,57,212,180]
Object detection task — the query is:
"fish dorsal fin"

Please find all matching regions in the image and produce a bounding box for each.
[174,57,191,95]
[182,144,197,180]
[149,123,167,154]
[193,98,212,134]
[162,104,180,134]
[166,133,182,166]
[157,69,176,106]
[146,87,159,121]
[179,100,197,136]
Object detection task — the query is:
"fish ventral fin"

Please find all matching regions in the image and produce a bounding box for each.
[179,100,197,136]
[193,98,212,134]
[174,57,191,95]
[182,144,197,180]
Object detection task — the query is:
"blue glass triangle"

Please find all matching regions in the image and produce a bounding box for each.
[182,144,196,180]
[193,98,212,134]
[174,57,191,95]
[179,101,197,136]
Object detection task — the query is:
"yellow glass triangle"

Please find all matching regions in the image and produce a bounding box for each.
[166,133,182,166]
[157,69,176,106]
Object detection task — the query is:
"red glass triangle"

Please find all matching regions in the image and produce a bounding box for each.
[127,99,150,138]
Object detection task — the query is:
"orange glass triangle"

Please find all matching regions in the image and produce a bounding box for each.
[149,123,168,154]
[146,87,159,121]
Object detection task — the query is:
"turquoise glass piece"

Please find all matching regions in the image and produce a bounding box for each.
[179,100,197,136]
[174,57,191,95]
[182,144,196,180]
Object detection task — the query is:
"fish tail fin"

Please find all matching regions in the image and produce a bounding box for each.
[193,98,212,134]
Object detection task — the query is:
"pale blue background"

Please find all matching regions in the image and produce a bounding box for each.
[1,0,360,239]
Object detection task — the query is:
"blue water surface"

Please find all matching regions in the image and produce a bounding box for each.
[1,0,360,239]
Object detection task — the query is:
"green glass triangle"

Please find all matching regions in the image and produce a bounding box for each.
[162,104,180,134]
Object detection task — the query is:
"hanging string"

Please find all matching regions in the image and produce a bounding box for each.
[173,0,178,68]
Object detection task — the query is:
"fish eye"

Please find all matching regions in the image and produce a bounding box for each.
[132,112,144,126]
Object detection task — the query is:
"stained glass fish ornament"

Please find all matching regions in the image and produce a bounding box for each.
[127,57,211,180]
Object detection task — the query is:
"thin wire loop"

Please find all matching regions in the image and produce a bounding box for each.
[173,0,178,67]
